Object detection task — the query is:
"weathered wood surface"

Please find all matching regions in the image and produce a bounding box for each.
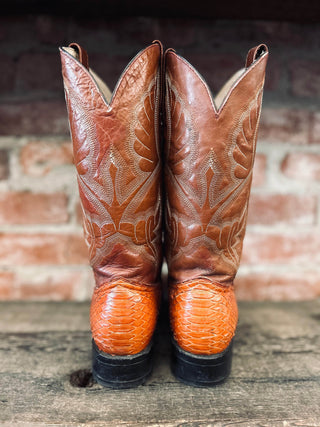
[0,300,320,426]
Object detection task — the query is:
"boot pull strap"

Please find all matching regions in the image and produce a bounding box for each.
[246,44,268,68]
[68,43,89,69]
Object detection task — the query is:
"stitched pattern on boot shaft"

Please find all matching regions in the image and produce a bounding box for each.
[164,49,268,284]
[60,44,162,286]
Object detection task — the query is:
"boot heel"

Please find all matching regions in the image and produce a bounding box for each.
[171,339,233,387]
[92,340,153,389]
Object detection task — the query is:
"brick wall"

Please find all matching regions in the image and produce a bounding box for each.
[0,16,319,300]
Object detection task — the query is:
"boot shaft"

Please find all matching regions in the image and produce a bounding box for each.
[164,45,269,285]
[60,42,163,286]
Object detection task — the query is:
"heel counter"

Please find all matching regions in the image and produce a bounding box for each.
[90,280,160,355]
[170,279,238,355]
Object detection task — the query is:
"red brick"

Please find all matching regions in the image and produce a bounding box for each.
[0,150,9,180]
[310,112,320,144]
[198,21,306,48]
[0,16,38,45]
[252,153,266,187]
[290,60,320,98]
[0,55,16,94]
[35,15,67,45]
[86,54,131,95]
[0,192,69,225]
[185,53,243,94]
[281,153,320,181]
[152,18,196,48]
[16,53,62,93]
[263,55,281,92]
[20,140,73,176]
[242,231,320,265]
[108,17,160,46]
[259,108,313,145]
[247,194,316,226]
[197,21,256,46]
[252,22,312,47]
[0,100,68,135]
[235,270,320,301]
[76,200,83,225]
[16,271,84,301]
[0,271,15,299]
[67,19,118,52]
[0,234,88,266]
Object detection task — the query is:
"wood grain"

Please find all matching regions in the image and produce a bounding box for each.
[1,300,319,425]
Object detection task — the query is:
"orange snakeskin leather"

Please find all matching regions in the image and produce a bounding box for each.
[170,280,238,354]
[165,45,268,354]
[60,42,163,355]
[90,280,160,355]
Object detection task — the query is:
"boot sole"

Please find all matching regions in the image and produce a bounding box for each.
[92,340,153,389]
[171,339,233,387]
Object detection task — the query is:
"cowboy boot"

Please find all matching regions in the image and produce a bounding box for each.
[60,41,163,388]
[164,44,268,386]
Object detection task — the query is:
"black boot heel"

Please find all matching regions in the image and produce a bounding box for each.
[171,339,233,387]
[92,340,153,389]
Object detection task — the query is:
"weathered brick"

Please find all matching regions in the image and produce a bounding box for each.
[197,21,258,46]
[0,16,38,45]
[263,55,281,92]
[108,16,159,47]
[259,108,312,145]
[242,232,320,265]
[68,19,121,54]
[185,53,243,94]
[252,21,313,47]
[16,53,62,93]
[0,55,16,94]
[0,192,69,225]
[310,111,320,144]
[198,21,307,48]
[87,54,132,94]
[290,60,320,98]
[252,153,266,187]
[281,153,320,181]
[152,18,196,48]
[248,194,316,226]
[20,140,73,176]
[0,150,9,180]
[35,15,67,45]
[76,200,83,225]
[0,234,88,266]
[0,271,15,299]
[0,100,68,135]
[235,270,320,301]
[16,270,84,301]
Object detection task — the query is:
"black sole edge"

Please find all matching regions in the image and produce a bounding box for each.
[171,339,234,387]
[92,340,153,389]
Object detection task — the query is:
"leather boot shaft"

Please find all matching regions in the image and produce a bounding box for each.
[60,42,163,359]
[164,45,268,286]
[60,42,163,286]
[164,45,268,360]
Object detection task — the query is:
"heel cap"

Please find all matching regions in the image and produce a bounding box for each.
[92,340,153,389]
[171,339,233,387]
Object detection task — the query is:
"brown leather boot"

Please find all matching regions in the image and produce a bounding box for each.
[164,44,268,386]
[60,41,163,388]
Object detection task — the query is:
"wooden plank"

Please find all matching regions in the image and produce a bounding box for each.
[0,301,320,425]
